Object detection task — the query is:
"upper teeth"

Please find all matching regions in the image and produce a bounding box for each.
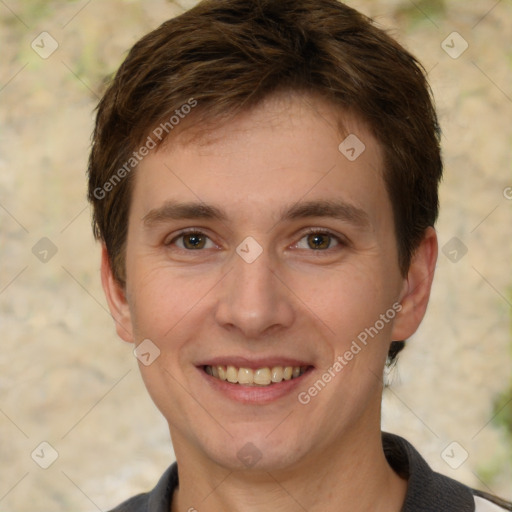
[204,365,307,386]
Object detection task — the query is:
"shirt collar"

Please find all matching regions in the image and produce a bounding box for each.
[144,432,476,511]
[383,431,475,511]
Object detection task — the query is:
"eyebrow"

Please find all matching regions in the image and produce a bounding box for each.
[142,199,371,229]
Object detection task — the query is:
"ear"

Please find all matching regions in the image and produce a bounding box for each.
[391,227,438,341]
[100,244,134,343]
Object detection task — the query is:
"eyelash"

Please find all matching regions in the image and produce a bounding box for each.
[165,227,346,253]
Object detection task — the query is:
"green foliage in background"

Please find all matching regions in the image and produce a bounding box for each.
[493,288,512,436]
[395,0,446,26]
[494,386,512,435]
[2,1,51,27]
[493,328,512,437]
[480,289,512,488]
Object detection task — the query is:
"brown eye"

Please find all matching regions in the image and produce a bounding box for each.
[306,233,331,250]
[295,230,341,251]
[167,231,214,250]
[182,233,207,249]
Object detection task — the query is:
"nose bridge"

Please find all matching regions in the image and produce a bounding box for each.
[214,242,294,337]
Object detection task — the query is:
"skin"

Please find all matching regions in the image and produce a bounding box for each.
[101,92,438,512]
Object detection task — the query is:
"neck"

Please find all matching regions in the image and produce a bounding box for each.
[170,426,407,512]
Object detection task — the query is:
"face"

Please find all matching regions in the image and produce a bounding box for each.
[102,92,436,473]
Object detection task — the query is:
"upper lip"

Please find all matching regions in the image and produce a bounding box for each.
[197,356,313,369]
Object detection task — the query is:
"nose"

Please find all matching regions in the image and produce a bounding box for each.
[214,245,295,339]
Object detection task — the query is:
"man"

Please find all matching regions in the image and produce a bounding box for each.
[87,0,512,510]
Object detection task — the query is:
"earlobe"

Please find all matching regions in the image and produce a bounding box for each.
[391,227,438,341]
[100,244,135,343]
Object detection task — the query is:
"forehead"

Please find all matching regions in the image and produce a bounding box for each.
[132,93,390,230]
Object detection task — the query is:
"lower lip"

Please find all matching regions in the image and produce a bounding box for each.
[198,367,314,404]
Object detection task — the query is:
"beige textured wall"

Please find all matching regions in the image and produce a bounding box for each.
[0,0,511,510]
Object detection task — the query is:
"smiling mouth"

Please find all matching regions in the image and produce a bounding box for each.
[203,365,310,386]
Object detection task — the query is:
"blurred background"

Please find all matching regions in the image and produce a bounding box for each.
[0,0,511,509]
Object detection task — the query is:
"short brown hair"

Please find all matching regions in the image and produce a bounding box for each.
[87,0,442,359]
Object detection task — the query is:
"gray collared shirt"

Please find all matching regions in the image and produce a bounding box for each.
[108,432,511,511]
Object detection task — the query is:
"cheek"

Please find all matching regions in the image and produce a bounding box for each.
[126,260,222,341]
[300,259,383,307]
[293,262,399,351]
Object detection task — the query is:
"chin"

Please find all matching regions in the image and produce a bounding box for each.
[201,429,309,473]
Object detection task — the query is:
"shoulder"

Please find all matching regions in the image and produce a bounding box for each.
[106,463,178,512]
[382,432,512,512]
[473,493,512,511]
[108,492,150,512]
